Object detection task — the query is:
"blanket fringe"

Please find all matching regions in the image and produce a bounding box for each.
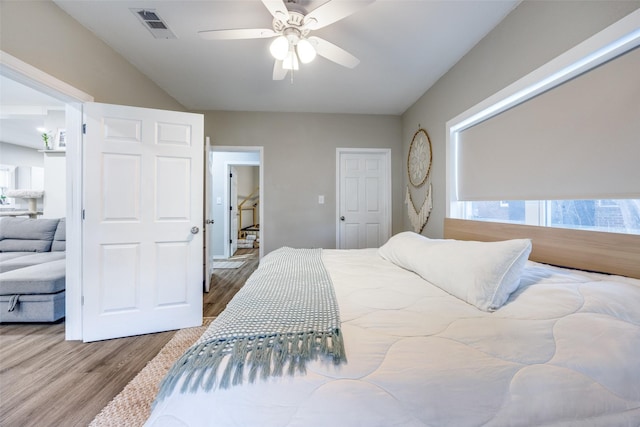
[154,329,346,405]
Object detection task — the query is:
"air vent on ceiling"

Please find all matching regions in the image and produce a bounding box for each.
[131,8,177,39]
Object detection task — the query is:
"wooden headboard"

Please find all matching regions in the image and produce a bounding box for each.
[444,218,640,279]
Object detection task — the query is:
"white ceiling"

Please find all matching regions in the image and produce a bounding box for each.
[51,0,520,115]
[0,76,65,149]
[1,1,519,149]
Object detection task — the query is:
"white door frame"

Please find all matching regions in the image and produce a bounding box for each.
[228,165,239,257]
[335,148,392,249]
[208,146,264,262]
[204,137,212,292]
[222,161,260,259]
[0,50,93,340]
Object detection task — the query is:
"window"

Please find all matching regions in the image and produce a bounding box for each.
[461,199,640,235]
[445,15,640,238]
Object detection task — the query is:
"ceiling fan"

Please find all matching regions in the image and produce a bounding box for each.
[198,0,374,80]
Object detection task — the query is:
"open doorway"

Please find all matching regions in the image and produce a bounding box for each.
[0,75,66,217]
[233,165,260,254]
[205,146,263,292]
[1,51,92,340]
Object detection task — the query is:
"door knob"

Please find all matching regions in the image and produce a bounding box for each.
[340,216,345,221]
[191,226,200,234]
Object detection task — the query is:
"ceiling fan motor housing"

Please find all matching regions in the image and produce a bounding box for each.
[271,11,316,67]
[273,12,310,38]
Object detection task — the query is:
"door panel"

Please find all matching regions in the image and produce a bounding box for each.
[156,241,190,305]
[338,150,391,249]
[103,117,141,141]
[156,157,191,220]
[345,177,359,212]
[83,102,203,342]
[102,154,141,220]
[344,224,359,249]
[101,243,138,312]
[365,177,380,211]
[365,224,381,248]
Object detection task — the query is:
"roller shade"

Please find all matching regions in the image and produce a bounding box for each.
[457,46,640,201]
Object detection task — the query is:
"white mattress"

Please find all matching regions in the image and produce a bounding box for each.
[146,248,640,426]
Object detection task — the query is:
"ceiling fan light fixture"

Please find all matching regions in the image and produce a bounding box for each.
[282,51,299,70]
[199,0,370,80]
[269,36,290,60]
[296,39,316,64]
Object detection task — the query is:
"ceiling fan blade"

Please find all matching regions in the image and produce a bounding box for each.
[261,0,290,21]
[303,0,375,30]
[273,60,288,80]
[198,28,276,40]
[308,36,360,68]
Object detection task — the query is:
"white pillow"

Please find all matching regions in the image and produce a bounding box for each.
[378,232,532,311]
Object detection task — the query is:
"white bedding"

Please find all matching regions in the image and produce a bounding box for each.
[146,248,640,426]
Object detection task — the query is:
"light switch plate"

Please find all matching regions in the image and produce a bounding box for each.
[318,195,325,204]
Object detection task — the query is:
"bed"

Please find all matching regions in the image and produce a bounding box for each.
[145,223,640,427]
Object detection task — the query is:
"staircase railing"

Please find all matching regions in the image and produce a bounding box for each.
[238,187,259,234]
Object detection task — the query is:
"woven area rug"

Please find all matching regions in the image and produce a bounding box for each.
[89,317,214,427]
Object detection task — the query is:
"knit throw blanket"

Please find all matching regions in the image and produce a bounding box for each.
[154,247,346,404]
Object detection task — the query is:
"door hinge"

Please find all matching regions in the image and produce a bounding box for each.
[82,209,85,220]
[230,239,232,244]
[229,173,233,178]
[82,123,86,134]
[81,295,84,306]
[230,206,233,211]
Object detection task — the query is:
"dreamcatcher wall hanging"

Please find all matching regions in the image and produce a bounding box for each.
[406,127,433,233]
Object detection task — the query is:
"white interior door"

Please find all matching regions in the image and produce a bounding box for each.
[205,137,213,292]
[229,166,238,257]
[337,149,391,249]
[82,102,203,342]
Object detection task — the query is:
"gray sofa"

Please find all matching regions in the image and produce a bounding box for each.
[0,217,66,322]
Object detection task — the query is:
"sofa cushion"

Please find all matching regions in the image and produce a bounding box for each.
[0,217,60,252]
[0,259,66,295]
[52,218,66,252]
[0,253,31,262]
[0,252,66,273]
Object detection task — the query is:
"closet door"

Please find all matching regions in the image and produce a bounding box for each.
[337,149,391,249]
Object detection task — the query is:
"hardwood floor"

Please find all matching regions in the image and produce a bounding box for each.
[0,322,174,427]
[0,248,258,427]
[204,248,259,317]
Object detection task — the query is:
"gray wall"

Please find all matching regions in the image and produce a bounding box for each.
[204,111,402,253]
[0,143,44,168]
[401,0,640,239]
[0,0,185,111]
[6,0,633,248]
